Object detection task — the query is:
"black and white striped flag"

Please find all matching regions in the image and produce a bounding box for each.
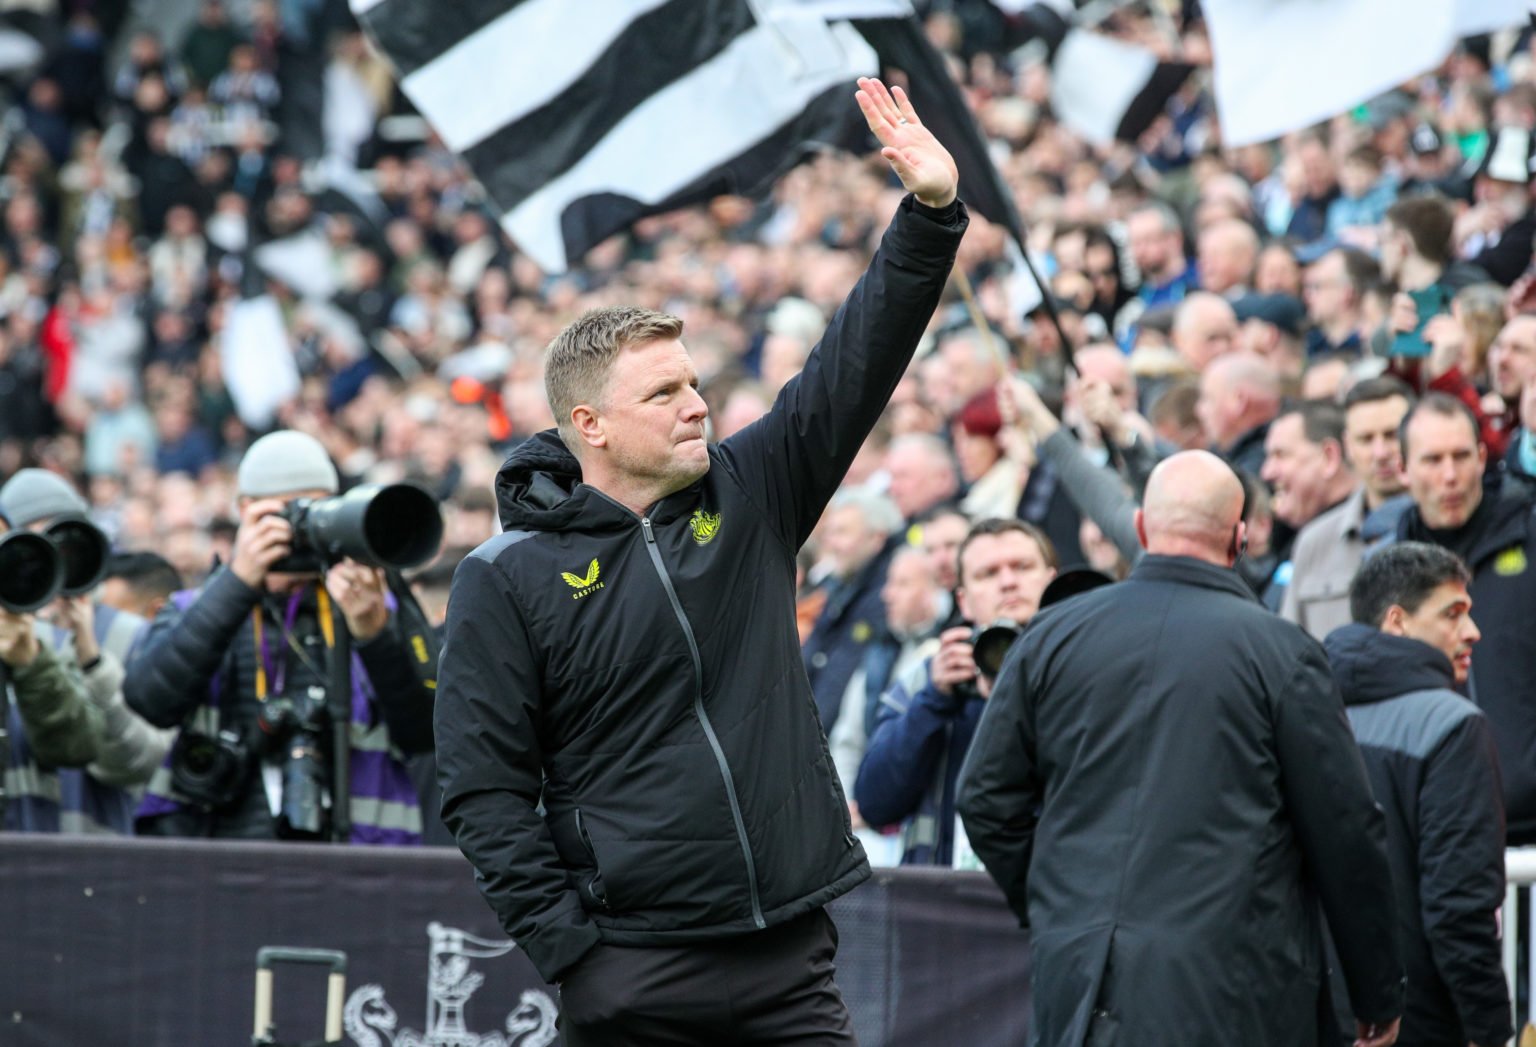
[352,0,1040,297]
[993,1,1191,146]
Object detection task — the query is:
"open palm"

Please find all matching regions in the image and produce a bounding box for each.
[855,76,959,209]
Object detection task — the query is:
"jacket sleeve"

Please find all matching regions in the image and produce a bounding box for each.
[1418,711,1512,1047]
[1270,641,1404,1025]
[436,553,600,984]
[9,639,103,768]
[716,196,966,549]
[854,671,963,830]
[954,649,1040,926]
[123,567,261,727]
[356,616,435,755]
[83,650,176,785]
[1036,429,1143,565]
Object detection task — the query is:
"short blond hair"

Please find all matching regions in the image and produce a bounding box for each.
[544,307,684,445]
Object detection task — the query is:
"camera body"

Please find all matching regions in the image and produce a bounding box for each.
[258,684,332,840]
[169,727,253,811]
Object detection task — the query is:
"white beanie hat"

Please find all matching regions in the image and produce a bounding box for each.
[236,431,340,498]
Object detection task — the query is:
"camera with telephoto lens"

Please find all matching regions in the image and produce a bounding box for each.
[970,618,1023,679]
[258,685,331,840]
[169,727,254,811]
[0,518,110,614]
[268,482,444,574]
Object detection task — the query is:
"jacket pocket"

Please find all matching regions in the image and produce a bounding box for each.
[573,809,611,912]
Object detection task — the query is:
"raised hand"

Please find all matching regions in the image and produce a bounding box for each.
[855,77,958,209]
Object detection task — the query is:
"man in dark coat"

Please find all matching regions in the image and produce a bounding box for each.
[1394,393,1536,843]
[958,450,1404,1047]
[1326,542,1510,1047]
[434,79,963,1045]
[802,489,904,731]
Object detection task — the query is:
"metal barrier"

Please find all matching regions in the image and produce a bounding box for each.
[1507,847,1536,1045]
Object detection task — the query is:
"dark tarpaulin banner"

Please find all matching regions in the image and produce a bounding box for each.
[0,834,1031,1045]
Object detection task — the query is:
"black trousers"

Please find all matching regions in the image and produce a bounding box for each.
[558,907,858,1046]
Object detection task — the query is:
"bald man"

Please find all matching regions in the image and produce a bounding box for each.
[959,452,1404,1047]
[1196,352,1282,477]
[1172,292,1239,372]
[1197,218,1259,299]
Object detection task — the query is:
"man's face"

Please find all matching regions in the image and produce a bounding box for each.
[596,338,710,494]
[885,446,954,521]
[1196,229,1244,297]
[1195,368,1241,448]
[921,513,969,591]
[1072,348,1137,412]
[1344,396,1409,503]
[820,505,886,580]
[1260,414,1337,528]
[96,577,141,617]
[1487,316,1536,401]
[1127,211,1177,278]
[957,531,1055,626]
[940,338,999,405]
[1302,253,1352,326]
[881,553,939,635]
[1176,304,1238,371]
[1388,581,1480,684]
[1402,411,1486,530]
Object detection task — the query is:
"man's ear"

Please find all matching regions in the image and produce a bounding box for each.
[1379,605,1408,637]
[1322,438,1345,474]
[570,404,606,450]
[1134,508,1148,550]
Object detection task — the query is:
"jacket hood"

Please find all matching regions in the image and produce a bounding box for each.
[1324,622,1456,706]
[494,428,709,533]
[495,430,609,532]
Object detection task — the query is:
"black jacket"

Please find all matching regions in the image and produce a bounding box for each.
[957,556,1403,1047]
[435,196,966,983]
[1324,624,1510,1047]
[1399,486,1536,841]
[1217,419,1271,482]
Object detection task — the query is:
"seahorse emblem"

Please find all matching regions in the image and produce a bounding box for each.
[689,509,722,546]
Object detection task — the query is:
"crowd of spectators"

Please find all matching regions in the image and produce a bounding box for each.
[1,0,1535,866]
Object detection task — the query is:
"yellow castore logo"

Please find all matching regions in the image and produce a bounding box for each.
[690,508,722,546]
[1495,547,1528,577]
[561,558,604,599]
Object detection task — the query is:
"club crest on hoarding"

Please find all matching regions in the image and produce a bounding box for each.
[344,922,556,1047]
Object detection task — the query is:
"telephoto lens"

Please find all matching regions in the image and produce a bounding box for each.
[0,531,65,614]
[46,518,110,596]
[271,483,444,573]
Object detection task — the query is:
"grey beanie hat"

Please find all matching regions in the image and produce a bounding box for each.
[237,431,340,498]
[0,468,90,526]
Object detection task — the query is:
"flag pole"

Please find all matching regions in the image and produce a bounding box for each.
[952,267,1010,374]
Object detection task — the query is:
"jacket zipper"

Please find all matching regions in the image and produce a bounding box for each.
[641,515,766,930]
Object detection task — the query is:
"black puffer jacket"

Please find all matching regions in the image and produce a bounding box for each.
[1398,486,1536,841]
[1325,624,1511,1047]
[435,196,966,983]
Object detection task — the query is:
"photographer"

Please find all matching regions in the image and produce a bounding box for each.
[854,519,1056,866]
[1,505,107,829]
[1,471,173,833]
[123,431,436,843]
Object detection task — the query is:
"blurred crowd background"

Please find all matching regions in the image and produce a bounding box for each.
[0,0,1533,800]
